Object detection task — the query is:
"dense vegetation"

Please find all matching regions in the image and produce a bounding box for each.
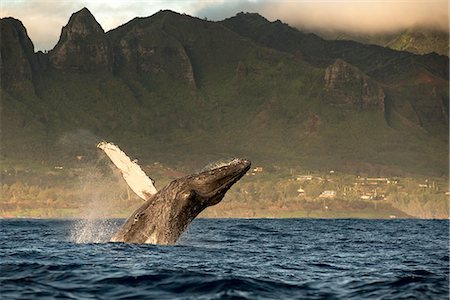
[0,9,448,218]
[318,28,449,56]
[1,158,447,219]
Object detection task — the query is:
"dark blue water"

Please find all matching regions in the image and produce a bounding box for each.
[0,219,448,299]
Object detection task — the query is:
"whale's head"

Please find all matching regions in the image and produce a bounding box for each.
[162,158,251,214]
[186,158,251,207]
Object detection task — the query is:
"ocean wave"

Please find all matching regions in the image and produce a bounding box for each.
[0,219,448,299]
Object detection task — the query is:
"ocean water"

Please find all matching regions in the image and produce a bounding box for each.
[0,218,448,299]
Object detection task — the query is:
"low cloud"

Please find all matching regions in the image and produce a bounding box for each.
[1,0,448,51]
[196,0,449,34]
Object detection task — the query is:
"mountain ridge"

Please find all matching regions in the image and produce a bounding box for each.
[317,28,449,56]
[49,7,110,72]
[1,8,448,176]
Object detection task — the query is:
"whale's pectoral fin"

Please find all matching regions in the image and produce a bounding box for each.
[97,141,157,200]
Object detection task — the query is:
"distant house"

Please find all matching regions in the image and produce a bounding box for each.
[356,177,391,186]
[319,190,336,199]
[373,194,385,200]
[359,190,385,200]
[253,167,264,173]
[297,188,305,197]
[296,175,313,181]
[250,167,264,175]
[367,178,389,186]
[366,178,389,182]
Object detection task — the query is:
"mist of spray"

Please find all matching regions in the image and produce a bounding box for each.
[69,163,124,243]
[59,130,127,243]
[71,219,117,243]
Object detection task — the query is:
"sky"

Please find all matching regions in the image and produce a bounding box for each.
[1,0,448,51]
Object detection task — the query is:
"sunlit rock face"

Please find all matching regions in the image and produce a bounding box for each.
[324,59,385,110]
[49,8,111,72]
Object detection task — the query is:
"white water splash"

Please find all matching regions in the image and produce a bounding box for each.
[71,218,118,243]
[69,163,125,244]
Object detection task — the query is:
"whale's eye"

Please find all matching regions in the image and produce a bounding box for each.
[181,190,195,201]
[133,212,143,223]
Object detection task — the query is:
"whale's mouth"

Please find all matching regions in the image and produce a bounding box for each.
[188,158,251,206]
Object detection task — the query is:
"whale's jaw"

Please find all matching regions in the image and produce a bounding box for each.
[187,158,251,206]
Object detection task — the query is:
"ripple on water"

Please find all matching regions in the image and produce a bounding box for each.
[0,219,448,299]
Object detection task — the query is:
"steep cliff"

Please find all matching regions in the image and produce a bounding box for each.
[0,18,37,93]
[107,11,197,87]
[323,59,385,110]
[49,8,110,72]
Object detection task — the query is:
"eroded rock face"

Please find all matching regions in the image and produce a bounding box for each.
[110,21,197,87]
[49,8,110,72]
[324,59,385,110]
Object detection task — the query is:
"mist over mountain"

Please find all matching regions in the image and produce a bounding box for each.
[1,8,448,176]
[317,29,449,56]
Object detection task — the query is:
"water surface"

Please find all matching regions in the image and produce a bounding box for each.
[0,219,448,299]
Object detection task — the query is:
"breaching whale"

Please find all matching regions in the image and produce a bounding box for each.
[97,142,250,245]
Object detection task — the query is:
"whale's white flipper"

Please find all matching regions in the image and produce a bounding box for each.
[97,141,157,200]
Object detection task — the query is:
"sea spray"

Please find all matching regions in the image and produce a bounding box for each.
[69,165,122,243]
[58,133,143,243]
[68,156,130,243]
[71,218,117,243]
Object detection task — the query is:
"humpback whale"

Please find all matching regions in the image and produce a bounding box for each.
[98,142,250,245]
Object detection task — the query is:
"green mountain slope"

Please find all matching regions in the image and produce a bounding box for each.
[318,29,449,56]
[1,9,448,176]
